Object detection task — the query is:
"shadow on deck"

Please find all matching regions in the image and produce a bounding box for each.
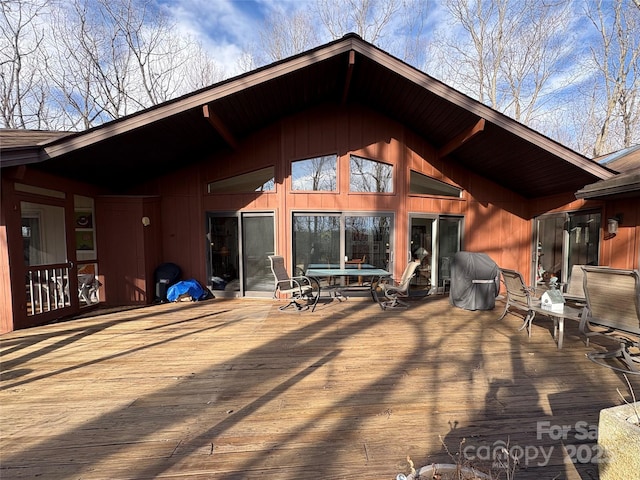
[1,295,637,479]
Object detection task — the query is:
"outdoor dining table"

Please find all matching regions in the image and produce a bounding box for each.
[305,265,391,300]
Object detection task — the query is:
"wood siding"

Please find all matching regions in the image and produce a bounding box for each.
[2,104,638,332]
[96,196,162,307]
[148,104,560,284]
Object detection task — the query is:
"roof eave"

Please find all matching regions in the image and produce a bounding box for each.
[346,41,614,181]
[42,38,361,159]
[575,172,640,199]
[0,146,49,168]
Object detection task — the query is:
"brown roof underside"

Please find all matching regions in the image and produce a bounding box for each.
[1,35,613,199]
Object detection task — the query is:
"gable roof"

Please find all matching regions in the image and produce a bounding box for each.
[0,129,71,166]
[576,145,640,199]
[1,34,614,197]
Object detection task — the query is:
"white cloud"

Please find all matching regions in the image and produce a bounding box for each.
[161,0,312,76]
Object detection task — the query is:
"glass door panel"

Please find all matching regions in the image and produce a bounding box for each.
[438,216,462,291]
[344,215,391,286]
[293,214,341,272]
[242,215,275,293]
[207,216,240,293]
[21,201,73,316]
[535,211,600,287]
[410,216,435,291]
[536,215,566,285]
[568,212,600,269]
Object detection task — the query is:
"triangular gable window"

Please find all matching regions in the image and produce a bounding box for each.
[410,170,461,197]
[207,167,275,193]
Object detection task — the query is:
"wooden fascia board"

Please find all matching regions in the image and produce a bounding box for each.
[202,104,238,149]
[341,50,355,104]
[438,118,485,159]
[575,171,640,199]
[0,147,48,167]
[43,41,358,159]
[348,42,614,181]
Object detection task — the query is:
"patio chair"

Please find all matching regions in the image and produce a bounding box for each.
[563,264,586,307]
[375,260,421,310]
[579,266,640,374]
[78,273,102,305]
[498,268,538,336]
[269,255,319,311]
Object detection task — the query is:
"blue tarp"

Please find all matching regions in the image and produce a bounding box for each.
[167,279,208,302]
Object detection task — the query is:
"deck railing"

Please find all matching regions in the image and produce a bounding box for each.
[26,264,71,316]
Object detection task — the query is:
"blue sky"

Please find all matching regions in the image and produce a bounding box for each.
[160,0,306,75]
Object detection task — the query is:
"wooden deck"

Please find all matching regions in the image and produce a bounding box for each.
[1,295,638,480]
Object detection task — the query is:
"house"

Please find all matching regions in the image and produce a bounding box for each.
[1,34,638,333]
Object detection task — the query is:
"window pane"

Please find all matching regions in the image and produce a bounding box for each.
[345,215,391,270]
[208,167,274,193]
[242,215,275,292]
[207,216,240,291]
[291,155,337,191]
[21,202,67,266]
[293,215,340,272]
[410,170,461,197]
[438,217,462,288]
[350,155,392,192]
[536,216,565,284]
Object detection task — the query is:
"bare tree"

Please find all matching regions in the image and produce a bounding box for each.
[47,0,122,129]
[182,41,226,91]
[258,9,319,63]
[0,0,51,129]
[315,0,402,43]
[429,0,573,124]
[587,0,640,156]
[41,0,225,129]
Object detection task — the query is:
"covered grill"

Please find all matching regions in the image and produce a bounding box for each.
[449,252,499,310]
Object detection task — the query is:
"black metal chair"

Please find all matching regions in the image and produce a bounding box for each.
[269,255,319,311]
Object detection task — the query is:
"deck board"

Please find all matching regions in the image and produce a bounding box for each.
[1,296,638,479]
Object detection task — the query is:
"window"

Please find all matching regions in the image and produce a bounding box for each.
[410,170,462,197]
[349,155,392,193]
[207,167,275,193]
[293,215,341,270]
[292,212,393,274]
[291,155,337,191]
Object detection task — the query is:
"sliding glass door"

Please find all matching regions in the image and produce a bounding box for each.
[206,212,275,296]
[409,215,463,293]
[242,214,275,294]
[535,211,600,287]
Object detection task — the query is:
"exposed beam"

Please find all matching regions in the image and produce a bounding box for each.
[438,118,486,159]
[341,50,355,104]
[203,105,238,149]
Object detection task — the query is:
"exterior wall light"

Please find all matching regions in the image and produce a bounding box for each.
[607,217,618,234]
[142,216,151,227]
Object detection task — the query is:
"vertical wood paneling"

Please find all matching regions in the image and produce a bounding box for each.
[6,103,639,332]
[0,176,17,333]
[600,198,640,269]
[96,198,148,306]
